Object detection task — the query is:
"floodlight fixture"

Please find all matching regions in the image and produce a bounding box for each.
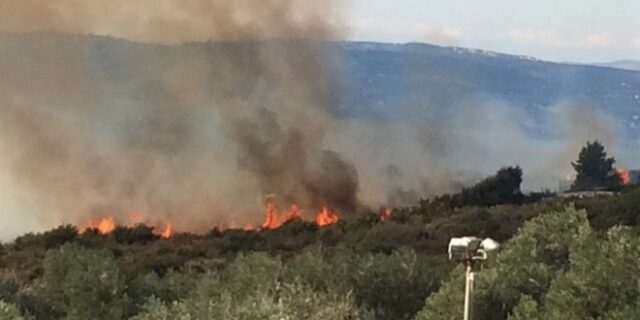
[448,237,499,320]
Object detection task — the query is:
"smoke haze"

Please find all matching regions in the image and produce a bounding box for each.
[0,1,355,237]
[0,2,634,240]
[0,0,346,43]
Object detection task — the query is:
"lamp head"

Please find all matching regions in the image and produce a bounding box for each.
[448,237,499,261]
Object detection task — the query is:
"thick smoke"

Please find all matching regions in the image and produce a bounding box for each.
[325,97,624,207]
[0,1,345,43]
[0,1,357,236]
[0,2,633,240]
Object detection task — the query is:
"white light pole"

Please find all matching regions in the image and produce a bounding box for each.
[448,237,499,320]
[463,260,475,320]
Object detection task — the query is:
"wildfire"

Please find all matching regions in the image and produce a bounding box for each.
[160,222,172,239]
[316,206,339,226]
[615,168,631,185]
[88,217,116,234]
[78,199,343,237]
[82,212,175,239]
[262,202,301,229]
[380,207,393,221]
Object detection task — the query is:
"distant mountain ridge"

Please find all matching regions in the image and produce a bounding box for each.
[1,32,639,139]
[338,41,640,137]
[594,60,640,72]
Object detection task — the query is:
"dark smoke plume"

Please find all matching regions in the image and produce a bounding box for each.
[0,1,632,239]
[0,1,356,234]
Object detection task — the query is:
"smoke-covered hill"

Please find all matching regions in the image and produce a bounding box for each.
[337,42,640,135]
[1,32,640,239]
[4,32,640,132]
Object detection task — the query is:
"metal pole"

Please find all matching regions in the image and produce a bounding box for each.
[463,261,474,320]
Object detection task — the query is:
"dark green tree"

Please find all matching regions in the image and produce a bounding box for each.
[455,166,524,207]
[571,141,620,191]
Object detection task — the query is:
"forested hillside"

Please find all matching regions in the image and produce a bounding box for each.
[2,179,640,319]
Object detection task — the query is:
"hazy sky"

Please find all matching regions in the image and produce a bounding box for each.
[346,0,640,63]
[0,1,637,63]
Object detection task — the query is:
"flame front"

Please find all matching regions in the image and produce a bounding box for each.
[79,199,343,236]
[380,207,392,221]
[262,202,300,229]
[316,206,339,226]
[88,217,115,234]
[83,213,175,239]
[615,168,631,185]
[160,222,172,238]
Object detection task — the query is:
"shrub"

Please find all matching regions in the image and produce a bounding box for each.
[37,243,128,319]
[13,225,78,251]
[454,166,524,207]
[415,207,589,320]
[112,225,158,244]
[0,300,26,320]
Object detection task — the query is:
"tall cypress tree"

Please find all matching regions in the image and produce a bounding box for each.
[571,141,620,191]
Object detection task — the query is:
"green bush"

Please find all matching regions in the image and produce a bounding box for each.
[133,281,373,320]
[350,248,445,320]
[0,300,26,320]
[112,225,158,244]
[13,225,78,251]
[415,207,589,320]
[37,243,128,319]
[535,226,640,319]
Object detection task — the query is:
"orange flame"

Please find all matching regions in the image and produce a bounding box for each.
[88,217,115,234]
[262,202,301,229]
[159,222,172,239]
[262,201,278,229]
[316,206,339,226]
[615,168,631,185]
[380,207,392,221]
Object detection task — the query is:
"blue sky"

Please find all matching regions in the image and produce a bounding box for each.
[346,0,640,63]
